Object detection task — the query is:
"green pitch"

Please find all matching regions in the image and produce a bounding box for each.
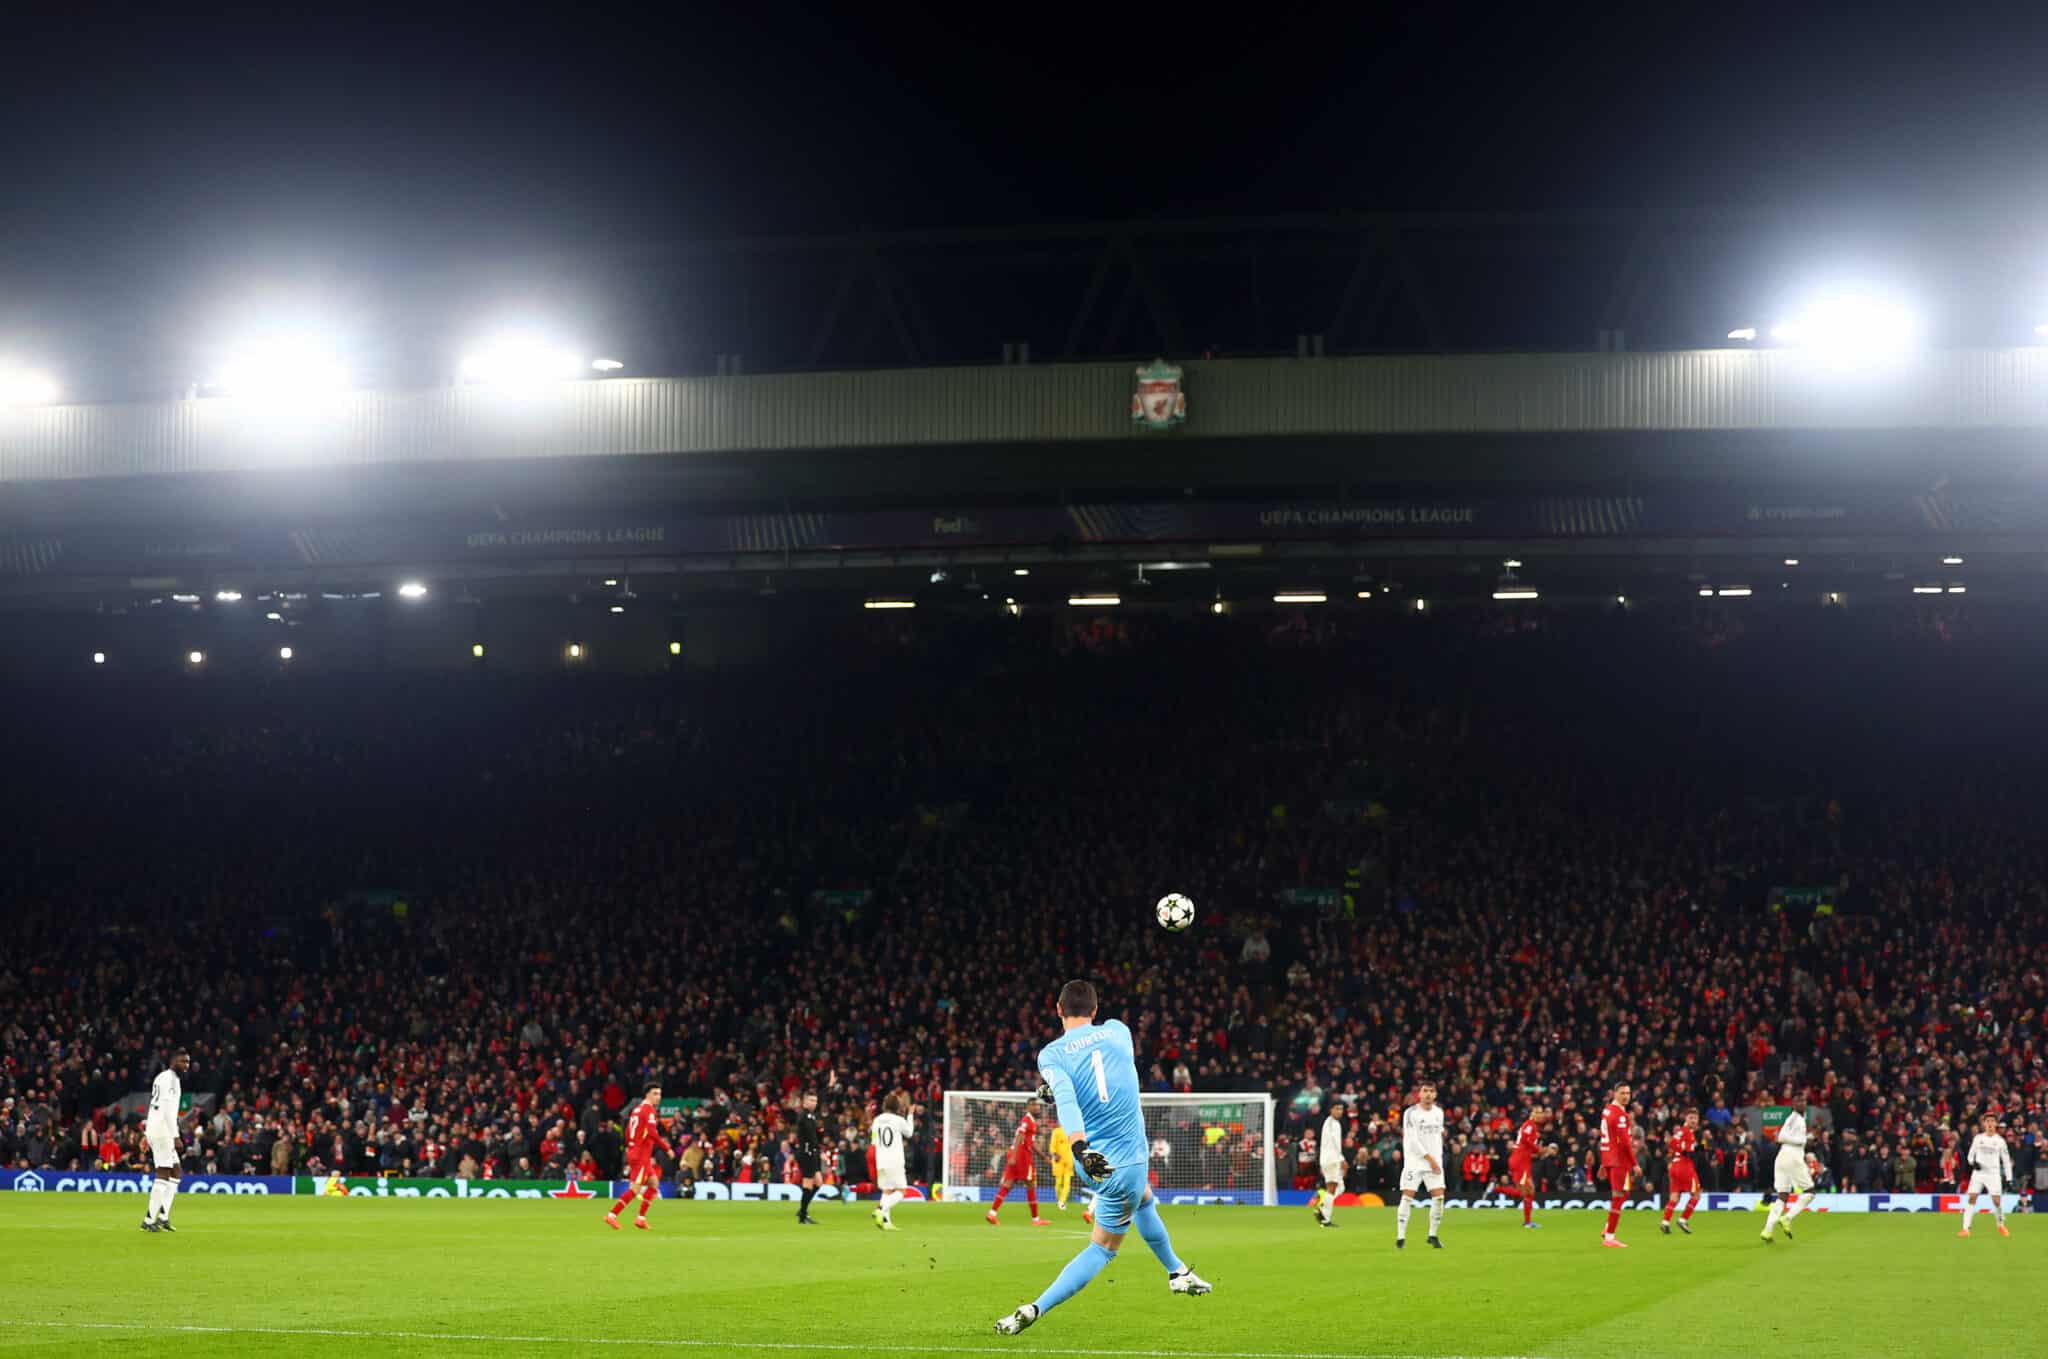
[2,1197,2040,1358]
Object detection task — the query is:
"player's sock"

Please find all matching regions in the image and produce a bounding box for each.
[1026,1184,1040,1217]
[1131,1199,1186,1274]
[609,1189,633,1216]
[638,1185,656,1219]
[1682,1194,1697,1222]
[1428,1196,1444,1238]
[1396,1197,1412,1241]
[798,1186,817,1219]
[1319,1189,1333,1224]
[1033,1243,1116,1315]
[1962,1197,1977,1232]
[1662,1198,1675,1224]
[146,1179,166,1222]
[160,1179,177,1224]
[880,1189,902,1215]
[1763,1197,1784,1235]
[1992,1196,2006,1226]
[1604,1195,1624,1237]
[1522,1190,1533,1225]
[1782,1191,1806,1223]
[991,1186,1009,1210]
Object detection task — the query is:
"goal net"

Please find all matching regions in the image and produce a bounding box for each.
[943,1091,1276,1206]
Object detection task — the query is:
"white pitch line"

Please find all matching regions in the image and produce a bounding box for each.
[7,1320,1545,1359]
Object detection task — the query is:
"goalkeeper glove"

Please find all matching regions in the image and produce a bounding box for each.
[1070,1138,1112,1179]
[1036,1081,1055,1104]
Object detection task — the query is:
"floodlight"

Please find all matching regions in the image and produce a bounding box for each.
[1784,558,1800,566]
[1273,592,1327,604]
[863,599,916,610]
[214,589,242,603]
[459,338,586,384]
[1726,327,1758,342]
[92,652,106,665]
[668,641,681,656]
[566,643,584,659]
[1492,589,1539,600]
[609,605,625,614]
[0,364,60,406]
[1942,555,1963,566]
[187,650,205,665]
[591,358,624,371]
[1067,595,1120,607]
[1717,587,1753,598]
[472,644,486,659]
[1769,292,1918,365]
[278,646,294,661]
[213,336,349,398]
[397,581,428,600]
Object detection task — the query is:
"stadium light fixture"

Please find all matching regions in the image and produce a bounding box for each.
[668,641,681,656]
[1274,592,1327,604]
[214,589,242,603]
[591,358,625,372]
[472,643,486,659]
[1012,568,1030,576]
[1503,558,1522,569]
[1942,555,1964,565]
[1726,327,1759,342]
[1006,601,1022,617]
[609,605,625,614]
[212,336,350,399]
[397,581,428,600]
[1492,588,1539,601]
[1413,598,1427,613]
[278,646,294,661]
[1616,595,1627,605]
[1911,585,1944,594]
[458,337,587,385]
[1717,587,1753,597]
[0,364,60,406]
[265,611,283,621]
[863,599,917,610]
[171,593,201,604]
[602,578,618,587]
[1068,595,1120,607]
[1698,587,1714,597]
[92,652,105,665]
[1784,558,1800,567]
[1948,585,1967,594]
[1769,291,1919,366]
[187,650,205,665]
[566,643,584,660]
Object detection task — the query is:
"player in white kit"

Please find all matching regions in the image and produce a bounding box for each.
[1315,1103,1347,1228]
[1759,1103,1814,1243]
[1958,1113,2013,1239]
[870,1090,915,1231]
[1396,1081,1447,1249]
[141,1049,191,1233]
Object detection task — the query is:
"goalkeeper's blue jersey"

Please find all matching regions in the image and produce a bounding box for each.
[1037,1019,1148,1171]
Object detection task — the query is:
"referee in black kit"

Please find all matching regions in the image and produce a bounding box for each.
[793,1090,824,1224]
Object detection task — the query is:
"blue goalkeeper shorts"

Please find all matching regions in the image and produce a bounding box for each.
[1080,1161,1151,1233]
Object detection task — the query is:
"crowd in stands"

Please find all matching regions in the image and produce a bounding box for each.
[3,602,2044,1209]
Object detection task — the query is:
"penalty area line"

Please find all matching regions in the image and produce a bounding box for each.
[7,1320,1546,1359]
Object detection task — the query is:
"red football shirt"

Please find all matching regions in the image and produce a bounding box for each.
[1599,1102,1635,1170]
[1668,1126,1697,1164]
[1010,1113,1038,1166]
[626,1100,671,1162]
[1512,1120,1541,1162]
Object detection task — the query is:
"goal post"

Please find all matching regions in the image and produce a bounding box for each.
[943,1090,1276,1206]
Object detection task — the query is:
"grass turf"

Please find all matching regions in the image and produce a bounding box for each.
[1,1195,2039,1357]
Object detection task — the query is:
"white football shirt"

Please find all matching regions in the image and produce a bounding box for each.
[1776,1111,1806,1150]
[147,1067,182,1139]
[1968,1133,2012,1182]
[871,1112,913,1175]
[1320,1113,1346,1169]
[1402,1103,1445,1168]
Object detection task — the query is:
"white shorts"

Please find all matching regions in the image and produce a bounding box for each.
[1966,1170,2003,1198]
[146,1129,178,1170]
[1399,1164,1445,1193]
[877,1168,907,1192]
[1320,1160,1346,1185]
[1773,1146,1814,1193]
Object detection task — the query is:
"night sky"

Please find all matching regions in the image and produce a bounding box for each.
[7,4,2048,390]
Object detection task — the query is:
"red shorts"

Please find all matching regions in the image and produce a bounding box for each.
[1507,1156,1532,1183]
[626,1156,656,1181]
[1005,1159,1035,1183]
[1668,1161,1698,1194]
[1604,1165,1633,1194]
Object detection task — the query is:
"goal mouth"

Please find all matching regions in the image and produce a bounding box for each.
[941,1090,1277,1205]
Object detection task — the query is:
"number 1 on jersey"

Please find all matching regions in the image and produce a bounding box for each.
[1090,1049,1110,1103]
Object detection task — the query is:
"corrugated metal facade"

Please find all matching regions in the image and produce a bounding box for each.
[6,349,2048,483]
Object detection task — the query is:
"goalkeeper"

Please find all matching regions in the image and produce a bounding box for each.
[993,980,1210,1337]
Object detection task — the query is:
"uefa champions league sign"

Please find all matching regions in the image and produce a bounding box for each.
[1130,358,1186,430]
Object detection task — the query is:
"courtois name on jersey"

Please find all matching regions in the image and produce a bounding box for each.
[1038,1019,1148,1170]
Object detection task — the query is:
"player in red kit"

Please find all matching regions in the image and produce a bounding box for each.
[986,1099,1048,1226]
[1495,1107,1556,1229]
[1598,1082,1636,1248]
[606,1083,672,1230]
[1661,1108,1701,1236]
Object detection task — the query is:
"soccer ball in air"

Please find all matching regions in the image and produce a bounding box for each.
[1156,893,1195,931]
